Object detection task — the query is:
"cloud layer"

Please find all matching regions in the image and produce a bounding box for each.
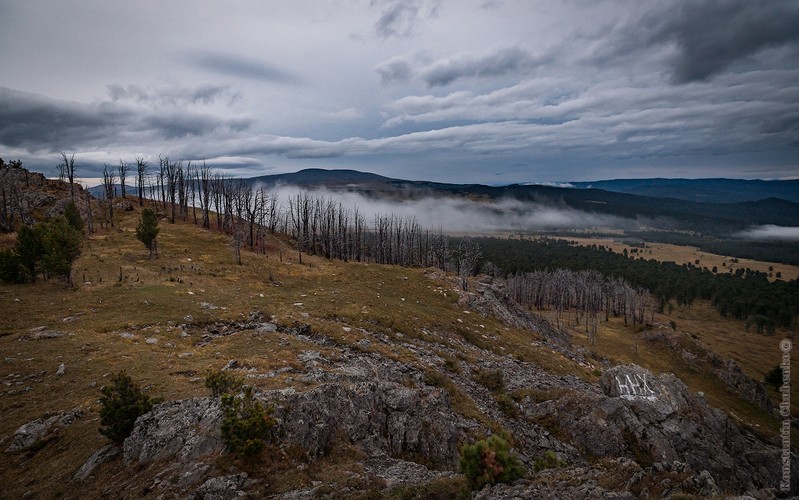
[736,225,799,242]
[0,0,797,183]
[269,184,632,233]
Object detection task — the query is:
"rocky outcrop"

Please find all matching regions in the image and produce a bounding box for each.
[712,356,773,413]
[4,407,83,453]
[458,279,571,346]
[526,364,798,493]
[0,163,90,229]
[74,444,121,481]
[123,398,224,466]
[267,381,466,468]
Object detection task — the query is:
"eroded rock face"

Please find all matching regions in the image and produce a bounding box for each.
[267,381,466,469]
[123,398,224,466]
[527,364,798,493]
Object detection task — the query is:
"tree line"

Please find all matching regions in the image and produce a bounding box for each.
[110,157,484,275]
[506,268,652,349]
[7,155,795,338]
[477,237,799,334]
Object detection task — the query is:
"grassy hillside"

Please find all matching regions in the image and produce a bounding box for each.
[0,205,583,496]
[0,200,793,497]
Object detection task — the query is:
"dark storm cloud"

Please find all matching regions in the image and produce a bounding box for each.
[188,51,299,84]
[639,0,799,83]
[372,0,441,39]
[420,47,543,87]
[0,86,253,152]
[0,87,126,151]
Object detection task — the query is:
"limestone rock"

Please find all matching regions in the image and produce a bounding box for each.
[529,364,799,492]
[74,444,121,481]
[5,408,83,453]
[123,398,223,466]
[114,200,134,211]
[188,473,248,500]
[267,381,465,468]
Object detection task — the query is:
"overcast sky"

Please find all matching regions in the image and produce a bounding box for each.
[1,0,798,183]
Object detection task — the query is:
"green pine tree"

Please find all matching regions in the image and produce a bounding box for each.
[41,216,82,286]
[136,208,160,258]
[15,223,46,282]
[63,200,84,233]
[99,371,154,444]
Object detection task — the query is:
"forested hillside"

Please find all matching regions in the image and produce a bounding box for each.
[477,237,799,334]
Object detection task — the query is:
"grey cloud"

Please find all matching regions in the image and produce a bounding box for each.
[0,87,126,151]
[0,86,253,153]
[142,113,252,140]
[372,0,441,39]
[188,51,299,84]
[637,0,799,83]
[107,83,240,107]
[270,185,634,233]
[420,47,543,87]
[374,57,414,85]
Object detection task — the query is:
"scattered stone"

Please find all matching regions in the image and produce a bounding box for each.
[56,363,65,376]
[188,474,248,500]
[119,332,135,339]
[28,330,65,340]
[222,359,238,371]
[114,200,134,211]
[184,315,194,322]
[145,337,158,345]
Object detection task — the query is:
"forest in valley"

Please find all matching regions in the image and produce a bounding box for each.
[476,237,799,335]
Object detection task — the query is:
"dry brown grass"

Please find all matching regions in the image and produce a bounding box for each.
[556,236,799,282]
[0,203,585,497]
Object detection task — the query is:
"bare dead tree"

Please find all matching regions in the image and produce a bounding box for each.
[177,162,188,221]
[198,161,212,229]
[84,189,94,234]
[188,163,198,224]
[135,156,148,206]
[59,152,77,200]
[161,156,179,223]
[118,160,129,198]
[102,164,116,227]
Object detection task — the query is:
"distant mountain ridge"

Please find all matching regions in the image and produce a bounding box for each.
[89,168,799,235]
[570,177,799,203]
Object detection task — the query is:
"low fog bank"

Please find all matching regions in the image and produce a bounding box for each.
[735,225,799,241]
[268,184,637,233]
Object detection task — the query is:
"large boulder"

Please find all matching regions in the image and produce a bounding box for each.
[268,381,466,468]
[123,398,224,466]
[526,364,798,493]
[4,408,83,453]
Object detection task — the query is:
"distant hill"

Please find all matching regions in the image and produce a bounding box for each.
[89,168,799,237]
[249,168,394,187]
[570,178,799,203]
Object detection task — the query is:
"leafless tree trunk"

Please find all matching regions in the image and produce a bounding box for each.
[118,160,129,198]
[135,156,148,206]
[59,152,77,200]
[102,164,116,228]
